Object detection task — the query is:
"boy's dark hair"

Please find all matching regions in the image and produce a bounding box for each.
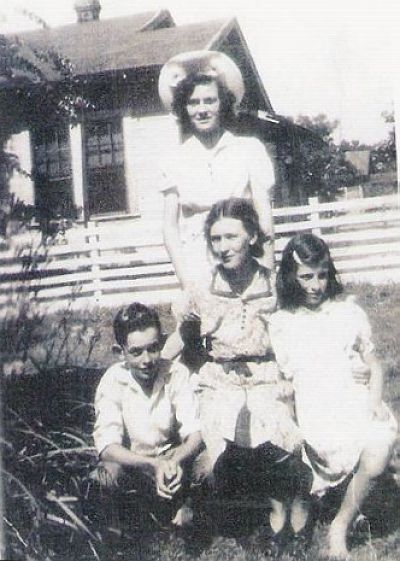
[204,197,265,258]
[172,73,236,136]
[113,302,161,347]
[276,233,343,310]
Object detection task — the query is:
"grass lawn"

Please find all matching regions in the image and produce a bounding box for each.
[2,283,400,561]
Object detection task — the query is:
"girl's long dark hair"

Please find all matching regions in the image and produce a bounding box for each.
[172,73,236,136]
[276,233,343,310]
[204,198,264,258]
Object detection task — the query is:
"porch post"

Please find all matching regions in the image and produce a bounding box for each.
[7,130,34,205]
[69,124,85,221]
[122,116,139,214]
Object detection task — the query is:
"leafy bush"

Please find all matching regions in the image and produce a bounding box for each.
[3,401,99,561]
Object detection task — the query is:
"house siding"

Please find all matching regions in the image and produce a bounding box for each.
[7,131,34,205]
[122,113,179,225]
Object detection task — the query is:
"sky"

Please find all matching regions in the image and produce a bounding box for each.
[1,0,398,145]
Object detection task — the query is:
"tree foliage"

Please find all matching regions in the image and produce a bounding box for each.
[286,114,358,201]
[0,13,93,236]
[286,111,397,202]
[369,111,397,174]
[0,32,91,162]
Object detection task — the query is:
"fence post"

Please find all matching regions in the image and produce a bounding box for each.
[308,196,322,235]
[86,222,102,304]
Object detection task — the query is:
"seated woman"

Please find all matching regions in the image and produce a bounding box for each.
[173,198,312,543]
[269,233,398,559]
[92,302,203,527]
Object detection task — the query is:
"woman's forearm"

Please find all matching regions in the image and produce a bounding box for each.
[162,192,191,289]
[261,239,275,271]
[251,184,275,270]
[163,223,188,288]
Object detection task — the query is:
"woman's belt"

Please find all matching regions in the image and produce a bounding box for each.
[206,351,276,364]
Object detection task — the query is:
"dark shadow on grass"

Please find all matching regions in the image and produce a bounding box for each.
[208,503,268,537]
[360,471,400,537]
[313,469,400,552]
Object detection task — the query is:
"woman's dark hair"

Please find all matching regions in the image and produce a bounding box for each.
[276,233,343,310]
[172,73,236,136]
[113,302,161,347]
[204,198,264,258]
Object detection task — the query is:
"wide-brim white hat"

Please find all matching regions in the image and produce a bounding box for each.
[158,50,245,111]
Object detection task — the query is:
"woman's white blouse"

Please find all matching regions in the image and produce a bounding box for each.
[160,131,274,208]
[160,131,275,282]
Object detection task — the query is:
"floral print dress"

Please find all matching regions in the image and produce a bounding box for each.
[179,262,302,466]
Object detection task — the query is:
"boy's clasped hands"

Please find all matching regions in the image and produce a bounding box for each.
[152,457,183,500]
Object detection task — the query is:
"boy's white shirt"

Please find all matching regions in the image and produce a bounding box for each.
[93,358,201,458]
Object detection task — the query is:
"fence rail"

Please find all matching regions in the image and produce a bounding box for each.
[2,193,400,311]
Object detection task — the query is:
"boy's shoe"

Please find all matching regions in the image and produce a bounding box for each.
[171,503,194,528]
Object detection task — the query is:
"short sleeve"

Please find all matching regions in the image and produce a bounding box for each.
[268,312,294,381]
[247,137,275,195]
[158,151,180,196]
[349,299,375,357]
[169,363,201,440]
[93,367,125,456]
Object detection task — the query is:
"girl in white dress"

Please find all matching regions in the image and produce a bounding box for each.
[269,233,398,559]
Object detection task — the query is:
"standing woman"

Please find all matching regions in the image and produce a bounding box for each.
[158,51,276,291]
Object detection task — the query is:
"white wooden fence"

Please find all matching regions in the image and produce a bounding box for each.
[1,193,400,311]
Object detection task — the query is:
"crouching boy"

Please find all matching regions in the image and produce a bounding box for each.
[92,302,203,527]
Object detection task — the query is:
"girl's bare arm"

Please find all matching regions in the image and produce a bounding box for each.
[363,351,385,417]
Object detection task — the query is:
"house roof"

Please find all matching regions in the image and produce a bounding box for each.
[3,10,273,113]
[10,12,231,77]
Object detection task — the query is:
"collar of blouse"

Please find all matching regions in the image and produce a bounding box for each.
[210,264,274,302]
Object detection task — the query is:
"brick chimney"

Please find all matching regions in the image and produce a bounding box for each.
[74,0,101,23]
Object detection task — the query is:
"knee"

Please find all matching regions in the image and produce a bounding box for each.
[89,461,124,489]
[359,440,394,478]
[192,450,213,483]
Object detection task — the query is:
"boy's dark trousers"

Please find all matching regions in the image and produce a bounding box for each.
[88,449,206,530]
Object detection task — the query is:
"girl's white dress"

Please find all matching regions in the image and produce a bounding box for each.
[269,296,397,494]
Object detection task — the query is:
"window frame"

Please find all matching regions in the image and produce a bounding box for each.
[83,116,128,218]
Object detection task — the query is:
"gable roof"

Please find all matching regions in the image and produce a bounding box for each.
[10,12,230,76]
[4,10,273,112]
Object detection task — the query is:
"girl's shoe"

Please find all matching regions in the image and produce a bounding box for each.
[286,502,317,558]
[260,524,290,557]
[285,527,313,559]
